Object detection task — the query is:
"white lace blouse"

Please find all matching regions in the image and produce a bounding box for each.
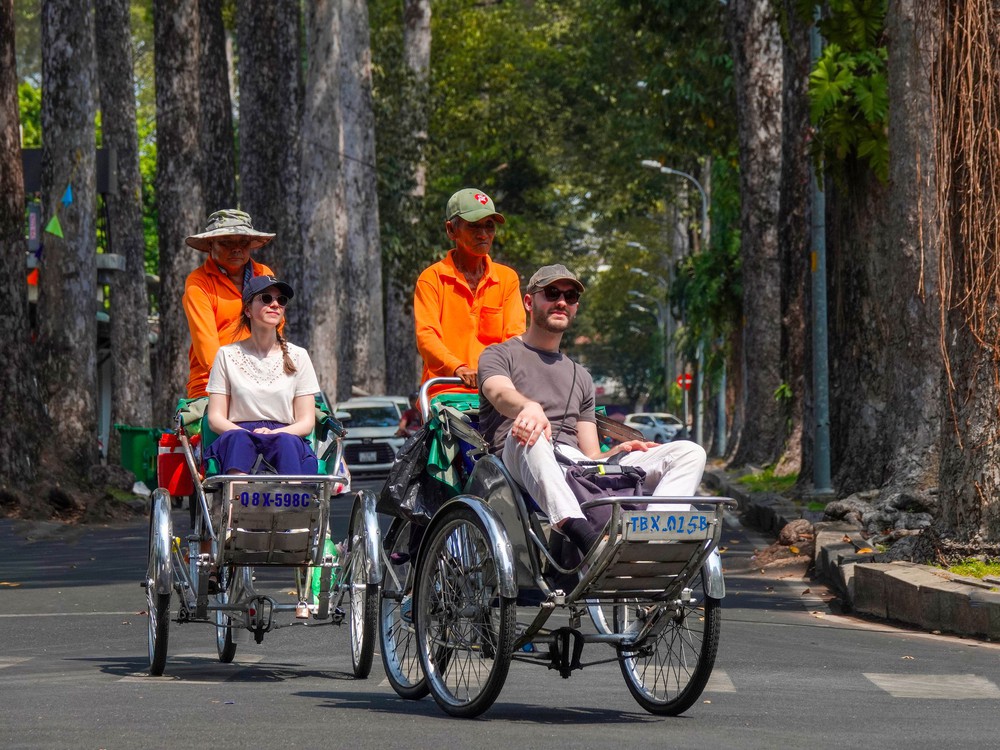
[206,340,320,425]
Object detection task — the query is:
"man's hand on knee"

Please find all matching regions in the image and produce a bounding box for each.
[511,402,550,446]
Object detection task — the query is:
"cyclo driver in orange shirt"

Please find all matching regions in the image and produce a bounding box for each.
[183,209,277,398]
[413,188,525,394]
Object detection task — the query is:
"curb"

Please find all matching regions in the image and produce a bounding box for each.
[705,468,1000,641]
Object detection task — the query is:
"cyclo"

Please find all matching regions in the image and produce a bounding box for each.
[143,394,381,678]
[378,377,735,718]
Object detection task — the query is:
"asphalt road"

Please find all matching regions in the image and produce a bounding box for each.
[3,479,1000,749]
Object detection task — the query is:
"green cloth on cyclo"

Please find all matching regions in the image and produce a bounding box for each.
[426,392,481,495]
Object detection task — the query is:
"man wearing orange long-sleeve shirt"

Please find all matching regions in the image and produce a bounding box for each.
[182,210,276,398]
[414,189,525,391]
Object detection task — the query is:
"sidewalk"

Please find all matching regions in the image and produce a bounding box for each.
[704,468,1000,641]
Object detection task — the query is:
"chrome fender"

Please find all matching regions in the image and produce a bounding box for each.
[353,489,383,585]
[703,547,725,599]
[425,497,518,600]
[149,489,174,596]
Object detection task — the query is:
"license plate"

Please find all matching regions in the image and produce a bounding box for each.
[622,511,712,541]
[358,451,378,463]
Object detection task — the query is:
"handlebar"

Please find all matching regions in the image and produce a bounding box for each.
[418,377,464,422]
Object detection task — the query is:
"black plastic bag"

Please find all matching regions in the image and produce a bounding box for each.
[376,425,449,524]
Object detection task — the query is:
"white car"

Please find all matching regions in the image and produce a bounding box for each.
[622,412,685,442]
[335,396,409,476]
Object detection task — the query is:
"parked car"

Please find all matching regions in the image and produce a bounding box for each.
[335,396,409,476]
[623,412,685,442]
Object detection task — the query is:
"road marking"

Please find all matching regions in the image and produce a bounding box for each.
[0,611,138,618]
[864,673,1000,699]
[0,657,31,669]
[704,669,736,693]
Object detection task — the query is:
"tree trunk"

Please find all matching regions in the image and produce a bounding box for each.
[299,0,344,396]
[936,0,1000,541]
[153,0,203,423]
[339,0,385,396]
[382,0,432,395]
[236,0,303,338]
[826,172,889,493]
[95,0,153,459]
[876,0,941,501]
[728,0,785,466]
[198,0,237,213]
[0,0,42,483]
[38,0,99,473]
[775,1,812,479]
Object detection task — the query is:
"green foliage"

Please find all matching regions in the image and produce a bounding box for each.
[945,559,1000,580]
[774,382,793,402]
[807,1,889,182]
[737,467,799,494]
[17,82,41,147]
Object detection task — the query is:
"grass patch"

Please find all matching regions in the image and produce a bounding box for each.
[946,559,1000,579]
[736,468,799,494]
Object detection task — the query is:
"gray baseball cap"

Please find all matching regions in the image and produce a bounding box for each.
[526,264,585,294]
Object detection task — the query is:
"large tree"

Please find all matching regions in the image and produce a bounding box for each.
[299,0,344,396]
[38,0,99,472]
[728,0,785,465]
[236,0,302,332]
[153,0,203,422]
[198,0,236,213]
[775,1,813,478]
[381,0,431,395]
[0,0,42,484]
[96,0,153,456]
[339,0,385,396]
[936,0,1000,541]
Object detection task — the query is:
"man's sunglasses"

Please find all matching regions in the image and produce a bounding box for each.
[256,293,288,307]
[539,286,581,304]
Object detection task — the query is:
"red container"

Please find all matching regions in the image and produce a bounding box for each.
[158,432,194,496]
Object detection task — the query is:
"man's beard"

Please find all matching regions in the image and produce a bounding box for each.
[535,306,574,333]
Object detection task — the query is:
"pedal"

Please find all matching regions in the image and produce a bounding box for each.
[247,596,275,643]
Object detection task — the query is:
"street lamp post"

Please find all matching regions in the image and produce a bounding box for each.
[640,159,715,449]
[628,290,673,408]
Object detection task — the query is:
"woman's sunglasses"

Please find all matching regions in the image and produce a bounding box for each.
[539,286,581,304]
[256,293,289,307]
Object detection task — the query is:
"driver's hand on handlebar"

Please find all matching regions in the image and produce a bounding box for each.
[511,402,551,447]
[454,365,478,389]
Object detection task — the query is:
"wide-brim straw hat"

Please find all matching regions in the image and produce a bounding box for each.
[185,209,275,253]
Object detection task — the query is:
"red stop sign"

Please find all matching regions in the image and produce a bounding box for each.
[676,373,693,391]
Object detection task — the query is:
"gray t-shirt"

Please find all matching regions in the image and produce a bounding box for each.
[478,337,596,454]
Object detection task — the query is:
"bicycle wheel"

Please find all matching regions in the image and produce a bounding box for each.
[146,491,172,676]
[379,519,428,699]
[415,506,516,718]
[215,566,237,663]
[346,496,378,678]
[618,569,721,715]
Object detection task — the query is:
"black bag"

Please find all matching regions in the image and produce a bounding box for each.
[376,425,449,524]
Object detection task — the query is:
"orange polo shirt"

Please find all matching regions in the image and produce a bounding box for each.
[414,250,525,389]
[182,257,275,398]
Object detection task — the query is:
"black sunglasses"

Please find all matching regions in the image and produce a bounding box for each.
[256,293,289,307]
[539,286,581,304]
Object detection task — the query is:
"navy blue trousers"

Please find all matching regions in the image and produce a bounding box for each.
[205,421,318,475]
